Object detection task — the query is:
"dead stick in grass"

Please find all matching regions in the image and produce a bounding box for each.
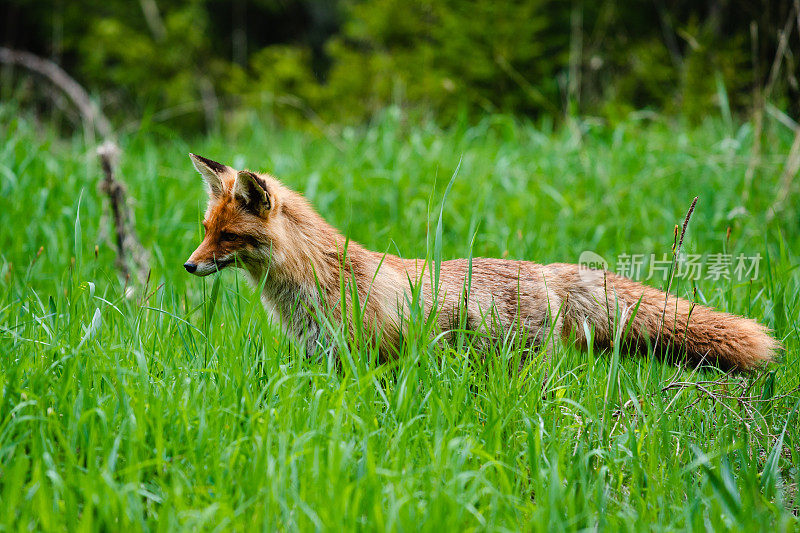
[766,120,800,222]
[97,142,150,287]
[0,47,112,140]
[756,1,800,220]
[0,47,149,287]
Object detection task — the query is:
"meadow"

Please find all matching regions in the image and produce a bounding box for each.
[1,103,799,530]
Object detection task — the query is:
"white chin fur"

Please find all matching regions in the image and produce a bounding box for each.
[193,261,228,276]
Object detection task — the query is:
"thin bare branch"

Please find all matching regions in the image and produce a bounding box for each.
[98,141,150,287]
[0,47,112,139]
[1,47,150,288]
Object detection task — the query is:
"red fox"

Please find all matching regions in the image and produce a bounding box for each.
[184,154,780,371]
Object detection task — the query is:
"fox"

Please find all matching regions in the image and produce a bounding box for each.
[184,153,780,371]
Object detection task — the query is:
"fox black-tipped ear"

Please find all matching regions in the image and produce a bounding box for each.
[233,170,272,214]
[189,153,227,197]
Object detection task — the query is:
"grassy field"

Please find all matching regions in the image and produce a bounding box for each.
[1,103,799,531]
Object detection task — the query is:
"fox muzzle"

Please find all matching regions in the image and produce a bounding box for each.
[183,255,233,276]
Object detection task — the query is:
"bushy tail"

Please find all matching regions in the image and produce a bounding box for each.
[562,266,780,371]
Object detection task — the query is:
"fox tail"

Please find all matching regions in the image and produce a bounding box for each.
[562,267,780,371]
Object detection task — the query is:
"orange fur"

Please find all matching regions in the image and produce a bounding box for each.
[185,155,780,371]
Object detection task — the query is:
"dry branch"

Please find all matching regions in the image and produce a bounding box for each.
[0,46,112,140]
[608,369,800,462]
[0,47,149,288]
[766,129,800,221]
[763,2,800,222]
[97,142,150,287]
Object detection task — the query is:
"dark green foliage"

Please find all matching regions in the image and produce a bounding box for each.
[2,0,798,128]
[318,0,570,121]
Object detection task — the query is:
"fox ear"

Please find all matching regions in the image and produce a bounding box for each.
[233,170,272,214]
[189,153,227,197]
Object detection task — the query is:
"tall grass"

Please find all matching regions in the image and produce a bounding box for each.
[0,103,798,530]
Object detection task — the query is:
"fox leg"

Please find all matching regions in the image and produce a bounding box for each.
[270,292,326,360]
[299,316,323,359]
[540,307,564,358]
[525,295,564,360]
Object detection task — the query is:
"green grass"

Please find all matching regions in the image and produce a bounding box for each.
[1,103,799,531]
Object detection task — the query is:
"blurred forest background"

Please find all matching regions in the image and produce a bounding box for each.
[1,0,799,130]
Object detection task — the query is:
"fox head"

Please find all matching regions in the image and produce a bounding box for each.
[184,154,280,277]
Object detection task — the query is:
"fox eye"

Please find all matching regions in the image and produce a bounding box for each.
[219,231,239,243]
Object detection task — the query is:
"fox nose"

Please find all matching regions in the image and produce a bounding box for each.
[184,262,197,273]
